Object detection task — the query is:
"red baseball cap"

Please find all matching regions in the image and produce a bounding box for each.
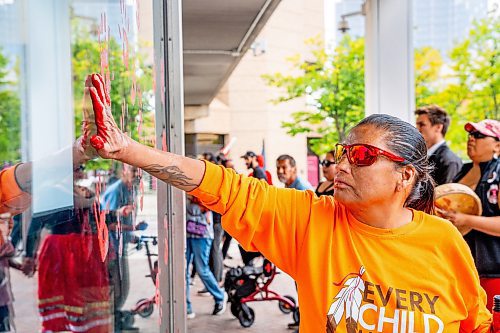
[464,119,500,140]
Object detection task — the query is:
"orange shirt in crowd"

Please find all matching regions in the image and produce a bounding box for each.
[190,161,492,333]
[0,165,31,245]
[0,165,30,216]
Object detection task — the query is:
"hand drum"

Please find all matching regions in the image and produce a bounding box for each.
[434,183,482,235]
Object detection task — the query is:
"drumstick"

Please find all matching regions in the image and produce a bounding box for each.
[220,137,237,156]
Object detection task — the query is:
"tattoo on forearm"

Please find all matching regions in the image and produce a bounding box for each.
[142,164,197,189]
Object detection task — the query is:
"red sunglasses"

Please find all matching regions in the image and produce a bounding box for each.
[334,143,405,166]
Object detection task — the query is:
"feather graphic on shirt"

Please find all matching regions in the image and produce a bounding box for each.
[326,266,365,333]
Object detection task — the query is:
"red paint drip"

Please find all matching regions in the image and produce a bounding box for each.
[92,176,109,262]
[130,80,136,106]
[139,178,144,211]
[160,61,165,108]
[137,87,143,109]
[137,108,143,136]
[163,216,169,265]
[162,128,167,152]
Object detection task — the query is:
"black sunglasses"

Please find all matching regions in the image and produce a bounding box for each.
[468,131,495,140]
[320,160,336,167]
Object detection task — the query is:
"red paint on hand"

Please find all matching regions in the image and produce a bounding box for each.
[90,135,105,150]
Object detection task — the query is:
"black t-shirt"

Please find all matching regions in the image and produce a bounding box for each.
[454,158,500,278]
[252,166,267,181]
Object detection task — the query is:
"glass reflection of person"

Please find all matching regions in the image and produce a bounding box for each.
[22,173,111,333]
[7,83,114,333]
[84,73,494,332]
[100,164,145,331]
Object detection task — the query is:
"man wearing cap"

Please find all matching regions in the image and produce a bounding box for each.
[441,119,500,310]
[241,151,267,181]
[415,105,463,185]
[239,151,267,265]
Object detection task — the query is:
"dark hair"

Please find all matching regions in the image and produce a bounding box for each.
[202,152,216,163]
[414,105,450,136]
[354,114,435,214]
[276,154,296,167]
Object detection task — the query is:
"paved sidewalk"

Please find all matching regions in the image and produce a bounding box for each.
[186,255,297,333]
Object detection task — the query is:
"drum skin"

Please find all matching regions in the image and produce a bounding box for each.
[434,183,482,236]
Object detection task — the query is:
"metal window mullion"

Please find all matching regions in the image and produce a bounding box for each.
[153,0,186,332]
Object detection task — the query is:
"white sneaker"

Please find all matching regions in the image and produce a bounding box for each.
[187,312,196,319]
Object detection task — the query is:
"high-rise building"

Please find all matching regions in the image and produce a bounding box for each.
[331,0,490,54]
[413,0,489,54]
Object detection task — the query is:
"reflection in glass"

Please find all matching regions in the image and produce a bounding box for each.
[0,1,158,331]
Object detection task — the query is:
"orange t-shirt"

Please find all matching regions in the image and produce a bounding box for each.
[190,162,492,333]
[0,165,31,216]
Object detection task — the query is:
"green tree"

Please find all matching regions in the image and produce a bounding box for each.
[0,48,21,162]
[71,18,154,169]
[414,17,499,158]
[263,35,365,155]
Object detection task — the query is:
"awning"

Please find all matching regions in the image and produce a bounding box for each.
[183,0,281,105]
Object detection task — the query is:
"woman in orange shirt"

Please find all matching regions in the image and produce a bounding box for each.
[85,73,493,332]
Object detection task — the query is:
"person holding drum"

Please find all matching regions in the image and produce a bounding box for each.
[438,119,500,311]
[85,73,494,332]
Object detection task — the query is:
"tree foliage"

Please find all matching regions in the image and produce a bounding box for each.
[265,17,498,158]
[0,48,21,163]
[415,16,499,157]
[71,18,154,169]
[263,35,365,155]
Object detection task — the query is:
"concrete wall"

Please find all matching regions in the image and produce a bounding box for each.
[186,0,324,185]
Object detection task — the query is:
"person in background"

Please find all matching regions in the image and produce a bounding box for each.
[100,164,146,332]
[315,151,337,197]
[238,151,267,265]
[276,155,313,191]
[241,151,267,181]
[415,105,462,185]
[185,195,227,318]
[198,156,225,295]
[439,119,500,311]
[219,158,236,260]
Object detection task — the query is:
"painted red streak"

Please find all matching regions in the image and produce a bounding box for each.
[160,62,165,108]
[137,87,143,109]
[122,28,129,69]
[162,129,167,152]
[163,216,169,265]
[139,174,144,211]
[89,74,111,150]
[138,110,143,136]
[130,81,136,106]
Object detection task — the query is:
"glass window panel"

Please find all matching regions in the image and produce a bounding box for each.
[2,1,159,331]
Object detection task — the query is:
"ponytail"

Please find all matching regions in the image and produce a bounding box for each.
[405,173,435,214]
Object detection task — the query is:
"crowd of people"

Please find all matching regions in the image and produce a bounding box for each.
[0,72,498,332]
[182,103,499,332]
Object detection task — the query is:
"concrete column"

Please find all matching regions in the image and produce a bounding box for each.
[364,0,414,122]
